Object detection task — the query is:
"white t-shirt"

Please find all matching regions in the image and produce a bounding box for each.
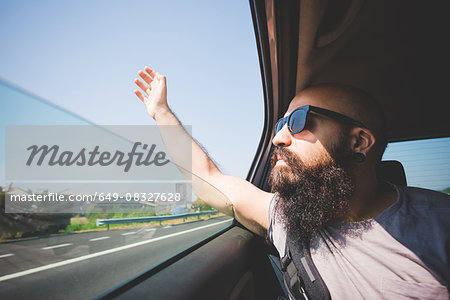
[268,184,450,299]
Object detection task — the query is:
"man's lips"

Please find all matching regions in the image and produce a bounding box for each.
[276,155,287,165]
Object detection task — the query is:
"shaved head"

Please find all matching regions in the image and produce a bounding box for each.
[289,83,387,161]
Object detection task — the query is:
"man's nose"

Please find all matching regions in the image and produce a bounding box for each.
[272,124,292,147]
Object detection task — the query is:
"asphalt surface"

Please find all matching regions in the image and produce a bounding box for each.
[0,216,233,299]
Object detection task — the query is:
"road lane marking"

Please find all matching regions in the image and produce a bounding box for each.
[42,243,73,250]
[0,218,232,282]
[89,236,110,242]
[136,227,148,234]
[163,225,172,228]
[145,228,156,232]
[121,232,137,236]
[0,253,15,258]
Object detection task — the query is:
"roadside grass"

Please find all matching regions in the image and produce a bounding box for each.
[0,195,225,239]
[60,212,224,233]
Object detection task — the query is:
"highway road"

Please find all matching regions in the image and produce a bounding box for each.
[0,216,233,299]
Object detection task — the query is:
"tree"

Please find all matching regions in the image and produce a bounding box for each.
[440,187,450,194]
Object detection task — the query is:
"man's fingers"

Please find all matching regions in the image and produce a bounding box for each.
[134,90,146,103]
[138,70,153,85]
[154,72,166,83]
[144,66,157,78]
[134,78,150,95]
[134,66,162,103]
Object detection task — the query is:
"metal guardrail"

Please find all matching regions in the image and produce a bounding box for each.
[96,210,219,230]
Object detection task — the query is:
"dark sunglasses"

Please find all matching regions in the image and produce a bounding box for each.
[275,105,367,135]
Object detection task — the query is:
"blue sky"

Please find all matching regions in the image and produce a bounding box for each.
[1,0,449,191]
[0,0,264,180]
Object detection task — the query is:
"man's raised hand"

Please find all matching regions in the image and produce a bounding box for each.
[134,66,169,119]
[133,66,272,236]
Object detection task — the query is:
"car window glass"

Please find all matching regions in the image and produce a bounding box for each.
[0,1,263,299]
[382,137,450,193]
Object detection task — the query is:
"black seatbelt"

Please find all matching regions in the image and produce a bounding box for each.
[280,233,331,300]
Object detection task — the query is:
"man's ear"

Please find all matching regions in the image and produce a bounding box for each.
[348,127,376,155]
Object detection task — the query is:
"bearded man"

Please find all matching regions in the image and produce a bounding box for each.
[134,67,450,299]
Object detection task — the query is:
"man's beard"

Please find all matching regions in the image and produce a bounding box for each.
[268,141,355,243]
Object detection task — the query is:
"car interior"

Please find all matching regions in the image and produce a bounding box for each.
[2,0,447,299]
[92,0,450,299]
[88,0,450,299]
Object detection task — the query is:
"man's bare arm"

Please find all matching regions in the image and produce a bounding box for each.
[134,66,273,236]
